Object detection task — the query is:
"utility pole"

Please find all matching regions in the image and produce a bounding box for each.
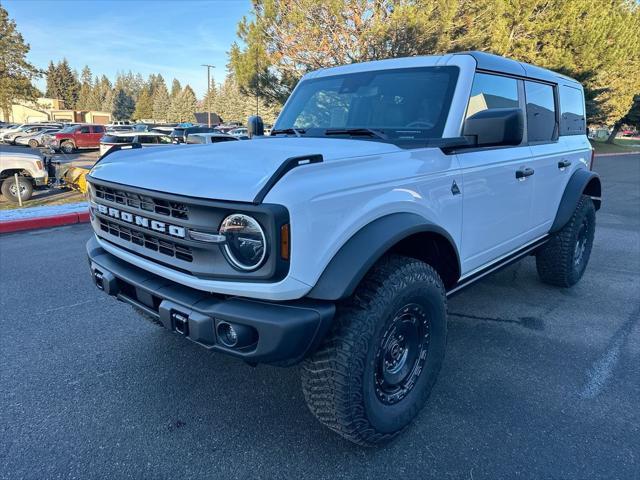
[201,64,215,127]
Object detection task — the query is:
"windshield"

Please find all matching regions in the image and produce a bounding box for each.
[275,66,459,143]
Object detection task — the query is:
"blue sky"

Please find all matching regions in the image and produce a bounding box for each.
[3,0,253,98]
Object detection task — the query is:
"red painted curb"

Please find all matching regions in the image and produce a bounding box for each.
[0,210,90,234]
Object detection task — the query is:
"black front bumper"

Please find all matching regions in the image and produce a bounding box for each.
[87,237,335,364]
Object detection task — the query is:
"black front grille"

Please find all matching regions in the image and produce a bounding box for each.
[94,184,189,220]
[99,218,193,262]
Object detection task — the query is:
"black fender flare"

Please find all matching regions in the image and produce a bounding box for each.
[550,169,601,233]
[307,213,460,301]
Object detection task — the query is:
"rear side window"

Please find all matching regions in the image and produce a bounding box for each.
[93,125,105,133]
[466,73,519,119]
[559,86,586,136]
[524,81,556,143]
[101,135,130,144]
[138,136,157,144]
[186,136,205,144]
[212,136,236,143]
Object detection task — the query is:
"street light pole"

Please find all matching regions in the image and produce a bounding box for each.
[201,64,215,127]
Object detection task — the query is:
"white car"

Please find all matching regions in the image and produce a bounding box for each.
[85,51,600,445]
[15,128,62,148]
[185,132,239,144]
[227,127,249,138]
[0,151,48,202]
[99,132,174,157]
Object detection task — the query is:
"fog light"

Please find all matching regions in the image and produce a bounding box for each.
[216,321,257,349]
[217,322,238,347]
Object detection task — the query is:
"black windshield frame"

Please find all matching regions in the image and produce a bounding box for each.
[274,66,460,147]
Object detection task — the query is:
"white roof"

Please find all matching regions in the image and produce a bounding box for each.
[107,131,169,138]
[189,132,234,138]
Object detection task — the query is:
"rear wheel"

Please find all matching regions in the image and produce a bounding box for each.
[301,255,447,446]
[28,139,39,148]
[1,176,33,203]
[536,195,596,287]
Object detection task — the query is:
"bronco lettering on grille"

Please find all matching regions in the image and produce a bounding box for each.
[94,203,186,238]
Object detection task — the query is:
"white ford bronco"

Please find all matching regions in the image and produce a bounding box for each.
[86,52,600,445]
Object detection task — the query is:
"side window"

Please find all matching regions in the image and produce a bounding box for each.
[139,136,156,144]
[92,125,105,133]
[524,81,556,143]
[466,73,519,119]
[79,126,90,134]
[559,86,586,136]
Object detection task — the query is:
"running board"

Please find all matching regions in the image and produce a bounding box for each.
[446,236,549,297]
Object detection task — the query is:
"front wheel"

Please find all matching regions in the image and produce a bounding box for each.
[61,141,75,154]
[301,255,447,446]
[1,176,33,203]
[536,194,596,287]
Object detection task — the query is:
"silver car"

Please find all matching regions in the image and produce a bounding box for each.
[15,128,62,148]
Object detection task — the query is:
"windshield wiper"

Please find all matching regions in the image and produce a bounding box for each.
[324,128,388,140]
[270,127,306,137]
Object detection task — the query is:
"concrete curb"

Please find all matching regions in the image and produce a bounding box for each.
[0,210,89,234]
[594,151,640,157]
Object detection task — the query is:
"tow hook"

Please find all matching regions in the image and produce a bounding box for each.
[171,311,189,335]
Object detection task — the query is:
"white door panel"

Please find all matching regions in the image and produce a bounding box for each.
[458,145,535,273]
[528,142,566,235]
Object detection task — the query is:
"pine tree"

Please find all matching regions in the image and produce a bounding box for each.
[45,61,60,98]
[112,88,135,120]
[97,75,114,112]
[56,58,80,109]
[230,0,640,126]
[0,5,41,120]
[133,86,153,120]
[168,85,197,123]
[152,78,170,122]
[76,65,93,110]
[170,79,182,99]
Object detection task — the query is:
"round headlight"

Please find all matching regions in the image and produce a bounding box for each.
[219,214,267,271]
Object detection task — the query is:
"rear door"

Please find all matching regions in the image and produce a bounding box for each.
[523,80,566,235]
[457,72,536,273]
[90,125,105,147]
[76,126,91,147]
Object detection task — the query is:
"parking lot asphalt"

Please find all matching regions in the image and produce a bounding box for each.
[1,154,638,480]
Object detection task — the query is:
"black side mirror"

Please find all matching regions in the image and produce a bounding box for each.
[463,108,524,147]
[247,115,264,138]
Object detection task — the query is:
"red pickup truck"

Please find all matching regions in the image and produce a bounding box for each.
[48,124,106,154]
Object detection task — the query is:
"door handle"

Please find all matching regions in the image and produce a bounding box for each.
[558,159,572,169]
[516,167,535,180]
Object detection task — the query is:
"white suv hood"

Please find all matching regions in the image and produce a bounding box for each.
[89,137,402,202]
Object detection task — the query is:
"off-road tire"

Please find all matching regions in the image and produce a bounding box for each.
[536,194,595,287]
[28,139,39,148]
[1,176,33,203]
[61,141,75,154]
[301,255,447,446]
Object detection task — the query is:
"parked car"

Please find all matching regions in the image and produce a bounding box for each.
[1,124,54,145]
[227,127,249,138]
[47,124,106,153]
[169,126,218,143]
[99,132,174,156]
[185,132,239,144]
[15,127,62,148]
[85,51,600,446]
[0,123,19,134]
[0,151,48,202]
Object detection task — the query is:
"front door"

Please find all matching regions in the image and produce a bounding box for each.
[457,72,536,274]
